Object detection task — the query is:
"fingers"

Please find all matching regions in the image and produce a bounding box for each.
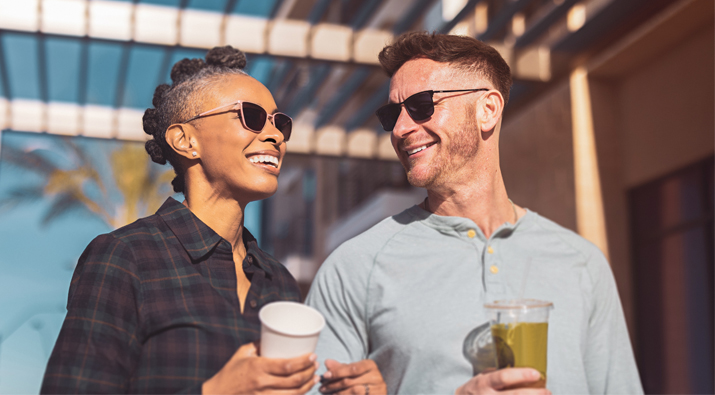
[263,353,319,377]
[323,359,376,380]
[487,368,541,390]
[332,382,371,395]
[320,360,386,394]
[263,359,319,390]
[456,368,548,395]
[259,376,320,395]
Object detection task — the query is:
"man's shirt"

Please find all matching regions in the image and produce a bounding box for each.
[306,206,644,394]
[41,197,300,394]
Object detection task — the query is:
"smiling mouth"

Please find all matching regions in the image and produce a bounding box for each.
[248,155,279,168]
[406,142,436,156]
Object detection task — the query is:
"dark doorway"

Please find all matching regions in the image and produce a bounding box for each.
[630,155,714,394]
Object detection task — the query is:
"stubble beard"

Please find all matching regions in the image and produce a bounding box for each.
[404,108,480,190]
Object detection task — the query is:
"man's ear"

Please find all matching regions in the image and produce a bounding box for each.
[165,124,199,160]
[477,90,504,133]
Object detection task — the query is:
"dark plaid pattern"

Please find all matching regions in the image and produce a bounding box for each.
[41,197,300,394]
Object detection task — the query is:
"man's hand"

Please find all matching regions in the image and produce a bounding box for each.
[318,359,387,395]
[455,368,551,395]
[202,342,319,394]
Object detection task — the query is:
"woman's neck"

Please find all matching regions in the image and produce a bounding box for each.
[183,182,246,254]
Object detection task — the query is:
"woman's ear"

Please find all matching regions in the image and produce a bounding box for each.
[165,124,199,160]
[477,90,504,133]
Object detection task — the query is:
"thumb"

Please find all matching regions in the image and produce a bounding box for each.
[235,342,258,358]
[324,359,344,370]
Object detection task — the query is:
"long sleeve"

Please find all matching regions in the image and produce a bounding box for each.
[41,234,142,394]
[583,249,644,394]
[305,245,372,383]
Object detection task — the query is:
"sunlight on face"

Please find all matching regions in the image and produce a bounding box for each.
[189,75,287,204]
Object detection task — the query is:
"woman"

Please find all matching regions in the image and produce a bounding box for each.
[41,46,318,394]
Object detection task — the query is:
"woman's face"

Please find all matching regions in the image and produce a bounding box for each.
[190,74,287,203]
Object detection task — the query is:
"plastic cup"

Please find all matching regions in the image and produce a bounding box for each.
[484,299,554,388]
[258,301,325,358]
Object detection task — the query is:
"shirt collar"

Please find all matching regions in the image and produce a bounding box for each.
[243,227,274,275]
[405,204,535,241]
[157,197,273,275]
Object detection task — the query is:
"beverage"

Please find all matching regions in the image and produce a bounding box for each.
[484,299,553,389]
[491,322,548,388]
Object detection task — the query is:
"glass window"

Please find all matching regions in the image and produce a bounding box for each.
[2,33,40,100]
[45,37,82,103]
[122,45,166,109]
[86,41,124,106]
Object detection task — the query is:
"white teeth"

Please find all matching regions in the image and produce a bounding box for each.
[249,155,278,167]
[407,145,428,155]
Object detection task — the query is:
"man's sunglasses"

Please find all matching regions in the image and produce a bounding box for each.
[375,89,489,131]
[181,101,293,141]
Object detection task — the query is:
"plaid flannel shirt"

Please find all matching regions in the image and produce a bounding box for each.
[41,197,301,394]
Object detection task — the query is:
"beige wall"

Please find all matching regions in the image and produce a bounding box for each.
[501,81,577,231]
[618,23,714,187]
[499,4,714,345]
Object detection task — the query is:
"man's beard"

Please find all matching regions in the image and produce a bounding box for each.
[405,106,479,189]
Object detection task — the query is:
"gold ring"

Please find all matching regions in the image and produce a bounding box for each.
[364,383,370,395]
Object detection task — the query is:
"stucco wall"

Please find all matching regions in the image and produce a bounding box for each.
[500,81,577,231]
[618,23,714,187]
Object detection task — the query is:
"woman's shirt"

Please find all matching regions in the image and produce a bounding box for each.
[41,197,301,394]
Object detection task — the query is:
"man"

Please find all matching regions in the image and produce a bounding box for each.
[306,32,642,394]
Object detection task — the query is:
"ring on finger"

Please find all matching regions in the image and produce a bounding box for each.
[364,383,369,395]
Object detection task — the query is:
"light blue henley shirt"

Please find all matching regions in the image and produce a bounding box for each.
[306,206,643,394]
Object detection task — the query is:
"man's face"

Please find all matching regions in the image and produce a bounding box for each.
[388,58,484,190]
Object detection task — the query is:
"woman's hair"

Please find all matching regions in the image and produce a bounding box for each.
[143,46,249,193]
[378,31,512,105]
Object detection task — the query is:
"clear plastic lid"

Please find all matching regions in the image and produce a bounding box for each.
[484,299,553,310]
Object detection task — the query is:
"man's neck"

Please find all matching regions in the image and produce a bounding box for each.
[424,169,517,239]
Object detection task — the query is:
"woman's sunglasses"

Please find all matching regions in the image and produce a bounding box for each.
[375,88,489,131]
[181,101,293,141]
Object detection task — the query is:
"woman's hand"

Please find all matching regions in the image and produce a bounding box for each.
[318,359,387,395]
[202,342,319,394]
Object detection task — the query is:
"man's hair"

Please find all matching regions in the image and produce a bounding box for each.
[378,31,512,104]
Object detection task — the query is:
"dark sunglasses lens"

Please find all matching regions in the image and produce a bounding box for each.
[273,113,292,141]
[404,91,435,121]
[376,104,401,131]
[241,102,267,132]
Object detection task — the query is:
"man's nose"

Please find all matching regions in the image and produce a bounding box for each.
[392,106,418,139]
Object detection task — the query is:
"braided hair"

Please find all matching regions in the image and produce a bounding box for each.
[143,46,249,193]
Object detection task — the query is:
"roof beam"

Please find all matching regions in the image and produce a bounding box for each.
[438,0,483,34]
[0,33,10,100]
[113,44,132,109]
[314,67,371,128]
[344,81,388,131]
[515,0,579,48]
[285,63,331,116]
[350,0,384,30]
[478,0,533,42]
[392,0,437,34]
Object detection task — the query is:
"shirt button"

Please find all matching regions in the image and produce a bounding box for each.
[490,265,499,274]
[487,246,494,254]
[247,255,253,264]
[467,229,476,238]
[249,299,257,308]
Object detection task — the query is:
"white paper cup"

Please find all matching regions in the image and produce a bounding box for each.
[258,301,325,358]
